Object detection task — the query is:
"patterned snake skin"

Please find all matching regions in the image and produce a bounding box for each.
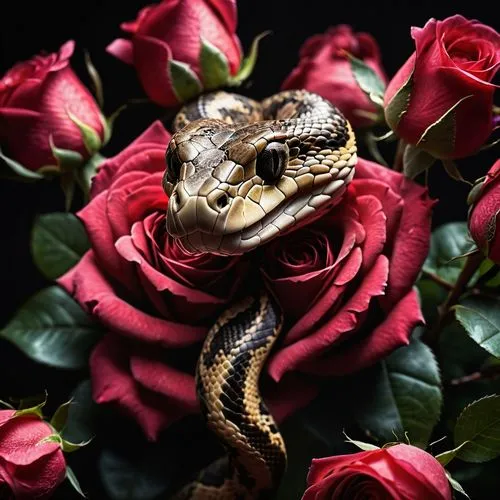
[163,90,357,499]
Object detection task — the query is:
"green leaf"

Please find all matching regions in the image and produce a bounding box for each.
[454,395,500,463]
[423,222,477,284]
[229,31,271,85]
[446,472,471,499]
[199,38,230,90]
[0,148,44,180]
[66,466,86,498]
[168,59,202,103]
[417,279,449,326]
[455,296,500,358]
[67,111,102,155]
[416,95,473,158]
[402,143,436,179]
[99,447,172,500]
[351,336,442,448]
[62,380,99,443]
[0,286,102,369]
[50,399,73,432]
[385,70,413,131]
[31,212,90,280]
[84,51,104,109]
[348,53,385,106]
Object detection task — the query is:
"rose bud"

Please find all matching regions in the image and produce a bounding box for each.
[0,409,66,499]
[302,445,452,500]
[384,15,500,159]
[0,40,106,173]
[282,25,387,128]
[107,0,243,107]
[468,159,500,264]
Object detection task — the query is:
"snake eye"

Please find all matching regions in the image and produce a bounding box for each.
[165,147,182,183]
[256,142,288,183]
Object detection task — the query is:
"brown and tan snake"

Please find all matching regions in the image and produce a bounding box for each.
[163,90,357,499]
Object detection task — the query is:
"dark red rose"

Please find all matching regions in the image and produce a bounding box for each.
[263,158,433,381]
[107,0,242,107]
[58,121,257,440]
[302,445,452,499]
[0,410,66,499]
[0,41,106,172]
[469,159,500,264]
[384,15,500,159]
[282,25,387,128]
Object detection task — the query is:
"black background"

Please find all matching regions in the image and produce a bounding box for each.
[0,1,498,498]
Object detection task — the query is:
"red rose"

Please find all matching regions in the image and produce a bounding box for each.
[0,41,106,172]
[58,121,256,440]
[384,15,500,159]
[281,25,387,128]
[263,158,433,381]
[468,159,500,264]
[107,0,242,107]
[302,445,452,499]
[0,410,66,499]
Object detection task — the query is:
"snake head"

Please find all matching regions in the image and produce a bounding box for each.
[163,115,357,256]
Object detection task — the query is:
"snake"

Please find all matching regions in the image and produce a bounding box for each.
[163,90,357,499]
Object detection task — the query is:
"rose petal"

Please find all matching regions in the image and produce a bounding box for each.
[106,38,134,65]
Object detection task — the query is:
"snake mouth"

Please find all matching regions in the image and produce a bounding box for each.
[178,167,355,255]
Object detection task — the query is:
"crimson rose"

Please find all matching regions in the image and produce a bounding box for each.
[282,25,387,128]
[262,158,433,381]
[302,445,452,499]
[59,123,432,440]
[0,410,66,499]
[107,0,242,107]
[0,41,106,172]
[384,15,500,159]
[469,159,500,264]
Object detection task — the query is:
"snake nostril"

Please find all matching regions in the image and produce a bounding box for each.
[216,193,229,210]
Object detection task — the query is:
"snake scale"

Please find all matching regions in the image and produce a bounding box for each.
[163,90,357,499]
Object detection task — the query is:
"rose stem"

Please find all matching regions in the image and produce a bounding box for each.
[393,139,405,172]
[422,250,484,347]
[449,363,500,386]
[420,270,454,290]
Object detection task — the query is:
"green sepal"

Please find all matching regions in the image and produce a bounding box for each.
[442,159,471,185]
[436,442,469,467]
[446,472,471,499]
[168,59,203,103]
[84,51,104,109]
[41,433,92,453]
[385,70,413,131]
[363,130,389,166]
[199,37,230,90]
[49,136,85,172]
[416,95,473,158]
[229,31,271,86]
[66,466,86,498]
[14,394,47,419]
[76,153,106,202]
[347,52,385,107]
[454,395,500,463]
[343,432,380,451]
[103,105,126,146]
[50,399,73,433]
[0,148,44,181]
[67,110,103,155]
[402,143,436,179]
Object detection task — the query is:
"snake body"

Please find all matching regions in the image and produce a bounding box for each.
[164,90,357,499]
